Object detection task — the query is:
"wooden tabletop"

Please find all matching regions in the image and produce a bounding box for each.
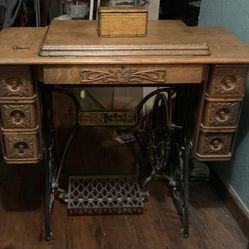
[0,20,249,65]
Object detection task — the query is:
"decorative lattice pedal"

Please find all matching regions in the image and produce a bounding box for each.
[67,175,144,214]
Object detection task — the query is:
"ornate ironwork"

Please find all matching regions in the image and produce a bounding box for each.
[67,175,143,214]
[42,86,193,240]
[78,111,137,126]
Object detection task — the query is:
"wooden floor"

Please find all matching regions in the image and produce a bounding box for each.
[0,128,248,249]
[0,167,247,249]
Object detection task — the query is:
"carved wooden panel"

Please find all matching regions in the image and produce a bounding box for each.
[3,133,40,162]
[0,66,34,98]
[80,67,167,84]
[43,65,204,84]
[202,100,241,128]
[207,66,248,97]
[0,103,37,130]
[197,131,233,156]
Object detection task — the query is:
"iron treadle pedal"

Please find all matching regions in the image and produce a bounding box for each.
[67,175,144,214]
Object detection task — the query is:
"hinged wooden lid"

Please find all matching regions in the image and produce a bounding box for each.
[39,20,211,57]
[99,6,148,13]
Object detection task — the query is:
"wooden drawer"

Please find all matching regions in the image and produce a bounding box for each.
[43,65,204,85]
[0,66,34,99]
[1,132,40,164]
[196,130,234,160]
[201,99,241,129]
[0,101,38,130]
[206,65,248,98]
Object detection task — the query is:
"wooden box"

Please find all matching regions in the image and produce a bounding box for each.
[98,6,148,37]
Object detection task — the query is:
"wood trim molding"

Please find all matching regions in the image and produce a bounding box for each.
[209,168,249,239]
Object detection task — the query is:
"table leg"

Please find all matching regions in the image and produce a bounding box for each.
[41,86,56,241]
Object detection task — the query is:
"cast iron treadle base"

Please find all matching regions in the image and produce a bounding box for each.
[67,175,144,214]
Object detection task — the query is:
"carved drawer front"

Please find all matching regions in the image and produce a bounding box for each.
[196,130,234,159]
[207,66,248,98]
[43,65,204,84]
[0,66,34,98]
[0,103,37,130]
[202,100,241,128]
[2,133,40,163]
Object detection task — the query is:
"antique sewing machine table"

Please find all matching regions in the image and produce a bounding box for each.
[0,20,248,240]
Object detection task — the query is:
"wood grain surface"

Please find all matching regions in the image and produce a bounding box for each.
[0,21,249,64]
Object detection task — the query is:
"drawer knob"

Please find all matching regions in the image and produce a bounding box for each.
[215,108,229,122]
[10,110,25,124]
[7,77,21,91]
[221,75,236,90]
[209,138,223,151]
[14,142,28,154]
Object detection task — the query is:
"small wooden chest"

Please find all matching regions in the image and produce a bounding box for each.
[98,6,148,37]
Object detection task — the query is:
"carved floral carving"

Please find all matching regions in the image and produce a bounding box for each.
[5,135,38,159]
[208,68,247,96]
[0,70,34,97]
[203,102,240,127]
[1,104,37,129]
[80,67,167,84]
[197,132,233,155]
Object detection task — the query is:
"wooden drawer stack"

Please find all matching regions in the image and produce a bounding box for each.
[0,66,41,164]
[194,65,248,160]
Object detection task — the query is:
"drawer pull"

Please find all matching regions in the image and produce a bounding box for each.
[14,142,28,154]
[215,108,229,122]
[221,75,236,91]
[209,138,223,151]
[7,77,21,91]
[10,110,25,124]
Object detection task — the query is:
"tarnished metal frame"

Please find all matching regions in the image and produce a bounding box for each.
[41,86,80,241]
[134,86,195,238]
[41,85,195,240]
